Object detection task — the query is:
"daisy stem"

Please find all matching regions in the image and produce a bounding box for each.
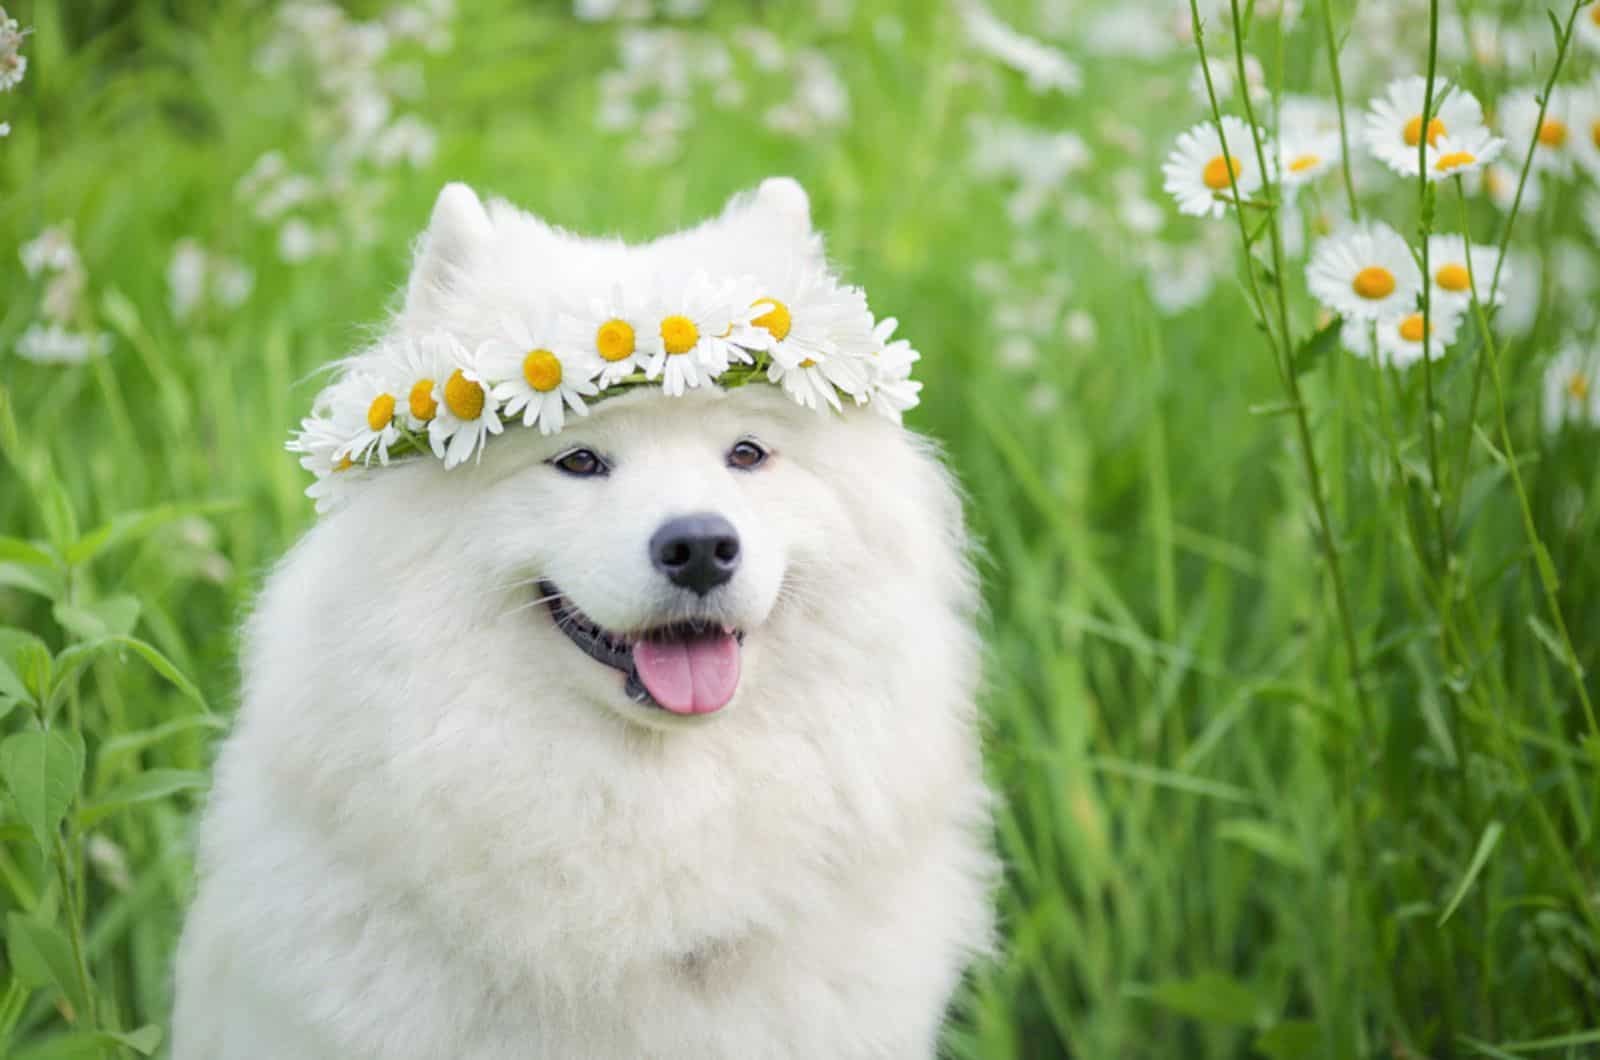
[1218,0,1375,732]
[1187,0,1285,360]
[1447,0,1583,527]
[1319,0,1360,219]
[1415,0,1452,584]
[1454,185,1600,762]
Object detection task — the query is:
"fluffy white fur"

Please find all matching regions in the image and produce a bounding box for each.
[172,180,995,1059]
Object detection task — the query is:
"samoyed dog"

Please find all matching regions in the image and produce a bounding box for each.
[173,178,995,1059]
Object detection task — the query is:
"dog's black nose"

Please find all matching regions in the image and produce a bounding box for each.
[650,513,740,595]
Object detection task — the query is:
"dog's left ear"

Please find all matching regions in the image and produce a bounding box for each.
[716,176,821,261]
[406,182,494,314]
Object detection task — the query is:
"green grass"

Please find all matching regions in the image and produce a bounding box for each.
[2,1,1598,1057]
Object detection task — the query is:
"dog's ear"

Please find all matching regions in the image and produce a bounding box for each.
[713,177,822,263]
[750,177,811,232]
[406,183,494,314]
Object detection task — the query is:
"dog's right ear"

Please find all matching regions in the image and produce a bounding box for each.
[406,182,494,314]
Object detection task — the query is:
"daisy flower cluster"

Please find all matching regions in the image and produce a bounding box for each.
[288,265,921,510]
[1162,70,1524,371]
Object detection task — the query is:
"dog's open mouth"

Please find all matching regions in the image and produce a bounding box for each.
[540,581,743,716]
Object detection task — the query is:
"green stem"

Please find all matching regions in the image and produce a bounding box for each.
[52,832,96,1028]
[1448,0,1583,523]
[1230,0,1376,733]
[1319,0,1360,219]
[1455,187,1600,760]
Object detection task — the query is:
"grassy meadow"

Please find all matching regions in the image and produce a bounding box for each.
[2,0,1599,1056]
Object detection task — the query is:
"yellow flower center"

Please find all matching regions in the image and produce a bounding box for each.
[1288,153,1321,173]
[1436,263,1471,292]
[1593,3,1600,25]
[1539,119,1568,148]
[443,369,485,420]
[335,454,354,472]
[1435,151,1476,173]
[1404,115,1446,147]
[409,378,438,422]
[1569,372,1591,401]
[1352,266,1397,300]
[799,358,817,368]
[596,319,635,362]
[660,315,699,355]
[522,349,562,393]
[1202,154,1242,190]
[1592,121,1600,149]
[752,298,792,341]
[1398,314,1428,343]
[366,393,396,432]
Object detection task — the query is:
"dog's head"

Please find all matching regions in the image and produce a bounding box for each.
[259,180,972,736]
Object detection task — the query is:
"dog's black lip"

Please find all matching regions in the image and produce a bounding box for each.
[537,580,745,711]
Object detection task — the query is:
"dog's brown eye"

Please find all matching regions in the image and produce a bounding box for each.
[727,439,768,471]
[552,448,607,477]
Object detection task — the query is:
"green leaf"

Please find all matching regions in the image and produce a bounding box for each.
[49,635,207,714]
[10,1026,163,1060]
[79,769,208,827]
[0,536,60,570]
[1217,818,1309,870]
[0,630,53,704]
[4,913,89,1019]
[1292,318,1341,376]
[96,714,227,774]
[0,653,31,706]
[52,596,141,641]
[0,561,66,600]
[1139,971,1263,1026]
[1255,1020,1320,1059]
[0,728,86,850]
[66,500,236,566]
[36,480,80,555]
[1439,819,1505,926]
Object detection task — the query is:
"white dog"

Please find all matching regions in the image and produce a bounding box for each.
[173,178,995,1059]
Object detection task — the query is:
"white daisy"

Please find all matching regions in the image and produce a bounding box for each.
[1306,222,1422,321]
[387,331,453,432]
[327,369,403,467]
[1577,3,1600,54]
[1375,305,1462,368]
[1567,80,1600,181]
[864,316,923,423]
[1429,125,1504,180]
[641,272,758,396]
[1162,116,1264,217]
[1542,343,1600,429]
[1500,87,1575,176]
[482,312,601,436]
[1277,125,1340,189]
[1425,235,1502,309]
[1363,76,1487,177]
[1339,316,1378,362]
[1476,160,1542,213]
[426,336,503,469]
[750,260,876,407]
[583,285,649,386]
[287,415,364,514]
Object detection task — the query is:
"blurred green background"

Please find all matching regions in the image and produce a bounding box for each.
[3,0,1599,1056]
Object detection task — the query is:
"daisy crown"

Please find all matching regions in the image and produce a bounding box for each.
[288,178,923,511]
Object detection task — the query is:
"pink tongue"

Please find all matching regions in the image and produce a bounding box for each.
[632,633,741,715]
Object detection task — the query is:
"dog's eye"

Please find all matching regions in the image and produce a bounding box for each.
[552,448,608,477]
[727,439,769,471]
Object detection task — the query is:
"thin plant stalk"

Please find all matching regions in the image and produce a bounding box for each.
[1448,0,1583,520]
[1455,186,1600,759]
[1320,0,1360,219]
